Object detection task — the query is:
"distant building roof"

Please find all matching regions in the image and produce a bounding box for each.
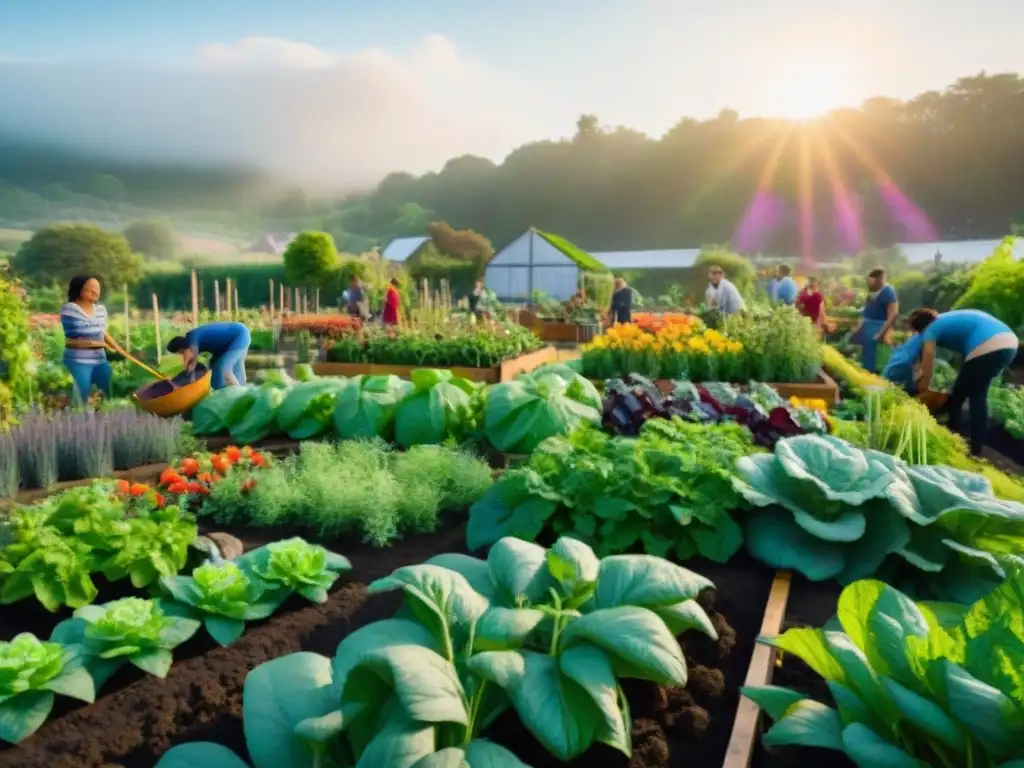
[382,236,430,262]
[250,232,297,255]
[897,238,1024,265]
[592,249,700,270]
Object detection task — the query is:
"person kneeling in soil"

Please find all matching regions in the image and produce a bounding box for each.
[167,321,251,390]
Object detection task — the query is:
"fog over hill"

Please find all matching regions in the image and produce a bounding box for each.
[0,35,543,192]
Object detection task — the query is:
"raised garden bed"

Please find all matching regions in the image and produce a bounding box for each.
[312,344,558,383]
[588,370,840,404]
[519,317,601,344]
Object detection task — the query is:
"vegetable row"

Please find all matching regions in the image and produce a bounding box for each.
[0,537,350,744]
[157,536,718,767]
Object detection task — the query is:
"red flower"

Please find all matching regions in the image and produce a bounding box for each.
[129,483,149,497]
[159,467,182,487]
[181,458,200,477]
[167,480,188,495]
[224,445,242,464]
[250,452,266,468]
[115,479,131,495]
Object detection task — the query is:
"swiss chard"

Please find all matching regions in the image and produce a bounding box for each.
[0,633,95,744]
[50,597,201,685]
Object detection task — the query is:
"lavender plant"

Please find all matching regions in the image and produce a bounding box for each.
[0,432,16,500]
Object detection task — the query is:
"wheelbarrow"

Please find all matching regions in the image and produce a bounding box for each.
[125,352,212,418]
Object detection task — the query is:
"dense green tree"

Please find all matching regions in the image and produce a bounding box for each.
[283,230,339,288]
[12,223,142,289]
[123,219,181,260]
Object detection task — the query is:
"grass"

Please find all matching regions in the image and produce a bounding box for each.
[199,440,494,546]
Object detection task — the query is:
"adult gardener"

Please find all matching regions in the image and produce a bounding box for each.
[167,321,251,390]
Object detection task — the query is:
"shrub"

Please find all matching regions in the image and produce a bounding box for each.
[954,236,1024,331]
[12,223,142,288]
[283,231,339,289]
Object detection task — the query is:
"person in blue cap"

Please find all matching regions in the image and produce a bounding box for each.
[167,321,251,390]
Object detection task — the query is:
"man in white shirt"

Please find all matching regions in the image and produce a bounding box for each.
[705,266,746,315]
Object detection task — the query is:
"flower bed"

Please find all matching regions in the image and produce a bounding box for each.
[278,313,361,338]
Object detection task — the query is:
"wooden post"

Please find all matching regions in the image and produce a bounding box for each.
[225,278,233,318]
[122,284,131,354]
[190,271,199,328]
[315,288,320,314]
[269,279,276,322]
[214,280,222,317]
[280,284,285,316]
[152,294,162,364]
[294,288,299,315]
[235,285,240,316]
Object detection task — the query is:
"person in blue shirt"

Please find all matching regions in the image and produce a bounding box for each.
[770,264,798,305]
[852,268,899,373]
[882,333,925,395]
[909,308,1019,456]
[167,321,251,390]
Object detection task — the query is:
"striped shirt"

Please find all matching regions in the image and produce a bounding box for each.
[60,302,108,364]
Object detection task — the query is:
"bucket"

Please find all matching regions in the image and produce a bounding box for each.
[916,389,948,413]
[133,365,212,417]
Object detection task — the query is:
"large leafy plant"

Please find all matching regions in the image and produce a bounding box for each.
[394,369,479,448]
[483,368,601,454]
[469,420,751,562]
[734,434,1024,601]
[332,374,414,440]
[744,573,1024,768]
[0,633,95,744]
[237,537,352,604]
[50,597,201,685]
[277,377,347,440]
[154,536,716,766]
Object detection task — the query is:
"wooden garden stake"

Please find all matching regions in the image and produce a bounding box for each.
[225,278,233,317]
[269,278,276,321]
[235,285,240,316]
[190,271,199,328]
[214,280,221,316]
[152,294,162,364]
[123,284,131,353]
[315,288,320,314]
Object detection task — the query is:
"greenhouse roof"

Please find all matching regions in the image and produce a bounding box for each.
[897,238,1024,265]
[382,236,430,262]
[533,229,608,272]
[592,249,700,270]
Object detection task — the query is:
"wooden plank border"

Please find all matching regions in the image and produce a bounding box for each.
[312,345,558,383]
[722,569,793,768]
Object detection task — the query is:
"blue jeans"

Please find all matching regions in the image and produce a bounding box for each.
[65,360,112,403]
[857,320,886,373]
[211,345,248,389]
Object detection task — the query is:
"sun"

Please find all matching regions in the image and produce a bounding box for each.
[770,51,855,120]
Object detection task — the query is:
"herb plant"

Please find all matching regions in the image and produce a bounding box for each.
[50,597,201,685]
[469,420,753,561]
[155,536,715,766]
[0,633,95,744]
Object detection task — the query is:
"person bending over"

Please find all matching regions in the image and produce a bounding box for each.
[909,308,1018,456]
[167,321,251,390]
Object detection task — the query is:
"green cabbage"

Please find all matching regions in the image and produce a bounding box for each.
[332,374,413,440]
[394,369,479,449]
[276,378,346,440]
[230,384,289,444]
[191,385,259,436]
[484,370,601,454]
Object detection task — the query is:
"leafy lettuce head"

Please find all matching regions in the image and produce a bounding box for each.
[191,561,260,616]
[256,537,328,589]
[84,597,169,657]
[0,633,64,696]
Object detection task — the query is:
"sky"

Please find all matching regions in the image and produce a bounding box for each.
[0,0,1021,189]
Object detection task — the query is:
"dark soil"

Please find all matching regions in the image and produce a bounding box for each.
[751,575,855,768]
[1,523,777,768]
[0,516,469,768]
[485,553,775,767]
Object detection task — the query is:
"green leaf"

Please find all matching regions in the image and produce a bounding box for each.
[762,628,847,684]
[761,699,844,751]
[690,514,744,563]
[43,665,95,702]
[411,740,531,767]
[0,690,54,744]
[469,650,601,761]
[740,685,807,721]
[881,676,967,753]
[354,704,436,768]
[423,554,497,602]
[840,722,925,767]
[206,615,246,647]
[942,660,1024,757]
[292,709,345,744]
[589,554,712,610]
[154,742,252,768]
[652,600,718,639]
[332,619,438,697]
[486,537,557,606]
[559,644,630,754]
[474,608,546,651]
[546,537,599,596]
[131,648,174,678]
[743,506,847,581]
[559,606,686,685]
[244,652,339,768]
[159,616,202,648]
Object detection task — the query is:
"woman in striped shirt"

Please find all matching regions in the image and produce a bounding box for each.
[60,275,128,402]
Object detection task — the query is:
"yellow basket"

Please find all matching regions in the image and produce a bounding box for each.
[133,369,212,417]
[916,389,948,413]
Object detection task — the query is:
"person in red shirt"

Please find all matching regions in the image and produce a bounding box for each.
[795,276,825,330]
[382,278,401,326]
